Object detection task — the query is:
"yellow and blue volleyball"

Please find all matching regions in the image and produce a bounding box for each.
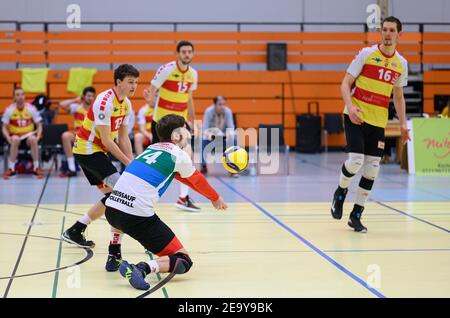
[222,146,248,173]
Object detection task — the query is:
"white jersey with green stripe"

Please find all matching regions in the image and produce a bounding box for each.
[106,142,195,217]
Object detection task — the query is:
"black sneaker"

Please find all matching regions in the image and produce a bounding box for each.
[331,187,348,220]
[105,254,122,272]
[348,205,367,233]
[61,228,95,248]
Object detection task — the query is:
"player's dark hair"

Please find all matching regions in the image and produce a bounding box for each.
[382,16,402,33]
[82,86,96,96]
[156,114,186,142]
[114,64,140,85]
[176,40,194,53]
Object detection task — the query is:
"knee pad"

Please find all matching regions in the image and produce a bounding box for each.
[100,192,112,205]
[169,252,193,274]
[362,155,381,180]
[343,153,364,176]
[104,172,121,189]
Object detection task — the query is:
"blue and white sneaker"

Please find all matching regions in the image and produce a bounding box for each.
[119,260,150,290]
[105,254,122,272]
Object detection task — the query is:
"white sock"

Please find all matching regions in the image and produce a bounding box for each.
[146,260,160,273]
[355,186,371,207]
[67,156,76,172]
[78,214,92,225]
[9,161,15,171]
[180,183,189,198]
[110,231,124,245]
[33,161,39,170]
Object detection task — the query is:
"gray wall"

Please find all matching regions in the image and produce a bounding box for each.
[0,0,449,24]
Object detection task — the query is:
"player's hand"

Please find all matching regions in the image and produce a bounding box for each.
[143,88,151,102]
[348,105,364,125]
[212,196,228,210]
[401,126,411,145]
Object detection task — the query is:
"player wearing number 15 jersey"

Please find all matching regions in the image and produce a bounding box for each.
[330,16,411,233]
[62,65,139,273]
[144,41,201,212]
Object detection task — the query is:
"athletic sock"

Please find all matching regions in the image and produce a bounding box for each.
[67,156,76,172]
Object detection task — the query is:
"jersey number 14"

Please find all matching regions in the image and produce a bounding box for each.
[138,150,162,165]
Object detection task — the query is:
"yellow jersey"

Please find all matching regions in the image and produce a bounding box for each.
[344,44,408,128]
[137,104,154,132]
[69,103,89,133]
[1,103,42,136]
[151,61,198,122]
[73,88,131,155]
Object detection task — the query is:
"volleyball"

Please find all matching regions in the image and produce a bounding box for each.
[222,146,248,173]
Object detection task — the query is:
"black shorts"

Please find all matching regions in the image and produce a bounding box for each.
[73,152,118,186]
[105,206,183,256]
[344,114,385,157]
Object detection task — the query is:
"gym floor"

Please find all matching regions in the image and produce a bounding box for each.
[0,152,449,298]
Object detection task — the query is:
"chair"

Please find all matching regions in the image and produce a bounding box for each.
[41,124,68,171]
[257,124,290,175]
[323,113,344,152]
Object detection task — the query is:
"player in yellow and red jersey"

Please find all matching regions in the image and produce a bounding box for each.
[144,40,201,212]
[134,91,154,155]
[330,16,411,233]
[57,86,96,177]
[61,64,139,273]
[2,88,43,179]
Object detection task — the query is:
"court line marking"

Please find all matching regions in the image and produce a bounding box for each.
[375,201,450,234]
[0,232,93,280]
[2,165,53,298]
[51,217,66,298]
[216,176,385,298]
[146,252,169,298]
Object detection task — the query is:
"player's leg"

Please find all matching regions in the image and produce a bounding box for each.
[61,131,77,176]
[107,209,191,290]
[175,142,201,212]
[134,132,145,155]
[62,153,121,248]
[26,135,42,178]
[4,135,20,178]
[348,124,384,233]
[331,115,365,219]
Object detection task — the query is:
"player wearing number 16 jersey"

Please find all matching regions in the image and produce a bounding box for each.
[62,64,139,273]
[330,16,411,232]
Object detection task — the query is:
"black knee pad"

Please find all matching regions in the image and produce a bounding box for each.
[100,192,112,205]
[169,253,193,274]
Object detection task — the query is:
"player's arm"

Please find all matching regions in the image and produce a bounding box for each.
[187,91,196,130]
[58,97,81,111]
[143,85,158,108]
[175,171,227,210]
[393,86,411,145]
[341,72,363,125]
[139,123,152,140]
[1,123,11,144]
[97,125,131,166]
[118,124,133,161]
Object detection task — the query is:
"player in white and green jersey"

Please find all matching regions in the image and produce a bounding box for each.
[105,114,227,290]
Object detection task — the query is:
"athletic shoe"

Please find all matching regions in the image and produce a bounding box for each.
[33,168,44,179]
[119,260,150,290]
[175,195,201,212]
[331,187,348,220]
[348,205,367,233]
[59,170,77,178]
[105,254,122,272]
[3,169,16,179]
[61,228,95,248]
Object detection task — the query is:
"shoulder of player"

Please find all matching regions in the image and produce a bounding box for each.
[92,89,115,108]
[156,61,177,74]
[358,45,378,58]
[395,51,408,66]
[24,103,39,112]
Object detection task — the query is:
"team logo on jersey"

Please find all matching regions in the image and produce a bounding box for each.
[114,107,118,112]
[391,62,398,68]
[372,57,383,63]
[173,74,180,78]
[186,75,192,80]
[98,113,105,120]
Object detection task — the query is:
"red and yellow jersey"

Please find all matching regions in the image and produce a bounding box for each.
[344,44,408,128]
[73,88,131,155]
[137,104,154,132]
[1,103,42,136]
[151,61,198,122]
[69,103,89,132]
